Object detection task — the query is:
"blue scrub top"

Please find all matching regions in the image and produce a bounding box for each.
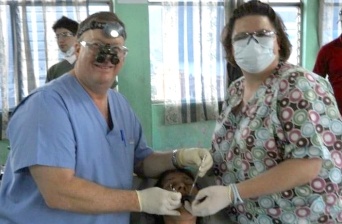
[0,74,153,224]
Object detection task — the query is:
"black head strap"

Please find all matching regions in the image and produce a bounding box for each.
[77,21,126,39]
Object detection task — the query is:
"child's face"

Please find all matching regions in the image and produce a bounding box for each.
[161,171,199,220]
[161,171,199,197]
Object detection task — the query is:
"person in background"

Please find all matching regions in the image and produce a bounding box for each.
[313,9,342,113]
[46,16,78,83]
[185,1,342,223]
[0,11,213,224]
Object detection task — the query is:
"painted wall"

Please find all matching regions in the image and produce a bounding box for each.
[302,0,320,70]
[115,2,215,151]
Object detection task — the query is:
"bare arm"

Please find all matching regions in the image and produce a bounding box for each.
[134,151,174,178]
[29,165,141,214]
[237,158,322,199]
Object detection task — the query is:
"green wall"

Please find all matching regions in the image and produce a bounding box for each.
[115,3,153,147]
[302,0,320,70]
[115,2,215,151]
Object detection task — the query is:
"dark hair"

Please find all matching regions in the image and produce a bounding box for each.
[155,169,196,188]
[52,16,79,35]
[152,169,205,224]
[76,11,127,39]
[222,0,292,66]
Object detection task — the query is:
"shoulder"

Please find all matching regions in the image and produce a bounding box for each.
[47,63,58,74]
[48,60,67,69]
[48,60,72,71]
[30,75,76,103]
[10,84,63,118]
[319,38,340,53]
[276,63,333,95]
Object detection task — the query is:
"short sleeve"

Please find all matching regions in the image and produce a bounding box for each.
[277,70,341,160]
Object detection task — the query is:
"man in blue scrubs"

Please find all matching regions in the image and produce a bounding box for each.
[0,12,212,224]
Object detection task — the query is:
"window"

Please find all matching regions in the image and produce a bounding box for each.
[245,0,302,65]
[149,0,302,104]
[0,1,111,110]
[319,1,342,46]
[149,1,225,104]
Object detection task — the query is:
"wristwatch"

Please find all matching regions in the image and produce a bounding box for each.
[172,149,183,169]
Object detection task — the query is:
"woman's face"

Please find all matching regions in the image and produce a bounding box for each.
[232,15,280,75]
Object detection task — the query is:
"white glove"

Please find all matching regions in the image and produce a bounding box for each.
[136,187,182,216]
[177,148,213,177]
[184,185,232,216]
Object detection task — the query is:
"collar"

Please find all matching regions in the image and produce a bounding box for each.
[64,54,76,64]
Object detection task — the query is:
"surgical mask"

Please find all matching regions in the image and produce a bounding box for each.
[63,46,75,57]
[62,46,76,64]
[233,30,276,73]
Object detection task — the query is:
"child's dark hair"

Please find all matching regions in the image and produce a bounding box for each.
[155,168,196,188]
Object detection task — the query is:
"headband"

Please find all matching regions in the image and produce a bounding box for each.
[77,21,126,39]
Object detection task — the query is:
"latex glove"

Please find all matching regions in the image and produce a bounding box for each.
[184,185,232,216]
[177,148,213,177]
[136,187,182,216]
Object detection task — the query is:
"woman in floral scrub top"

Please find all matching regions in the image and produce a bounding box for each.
[186,1,342,224]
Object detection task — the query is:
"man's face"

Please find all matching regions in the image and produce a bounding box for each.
[55,28,77,53]
[74,28,126,90]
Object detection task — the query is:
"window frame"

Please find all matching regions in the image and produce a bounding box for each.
[0,1,112,110]
[148,0,303,104]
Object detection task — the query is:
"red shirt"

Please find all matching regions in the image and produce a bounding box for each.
[313,35,342,113]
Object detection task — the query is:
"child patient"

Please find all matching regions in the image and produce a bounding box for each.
[143,169,205,224]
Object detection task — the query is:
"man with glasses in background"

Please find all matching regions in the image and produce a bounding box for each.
[46,16,78,83]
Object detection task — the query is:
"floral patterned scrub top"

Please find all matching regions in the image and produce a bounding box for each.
[211,63,342,224]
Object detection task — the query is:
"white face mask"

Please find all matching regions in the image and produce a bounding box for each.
[64,46,75,57]
[63,46,76,64]
[233,35,276,73]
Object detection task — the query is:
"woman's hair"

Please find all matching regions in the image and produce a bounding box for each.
[222,0,292,66]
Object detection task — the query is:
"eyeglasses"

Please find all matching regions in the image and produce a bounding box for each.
[55,32,74,40]
[233,29,276,43]
[79,41,128,58]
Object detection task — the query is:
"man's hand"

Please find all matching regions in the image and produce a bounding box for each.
[136,187,182,216]
[177,148,213,177]
[184,185,232,216]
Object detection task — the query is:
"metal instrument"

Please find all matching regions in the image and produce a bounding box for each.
[189,155,206,196]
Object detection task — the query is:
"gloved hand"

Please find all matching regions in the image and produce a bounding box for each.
[184,185,232,216]
[176,148,213,177]
[136,187,182,216]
